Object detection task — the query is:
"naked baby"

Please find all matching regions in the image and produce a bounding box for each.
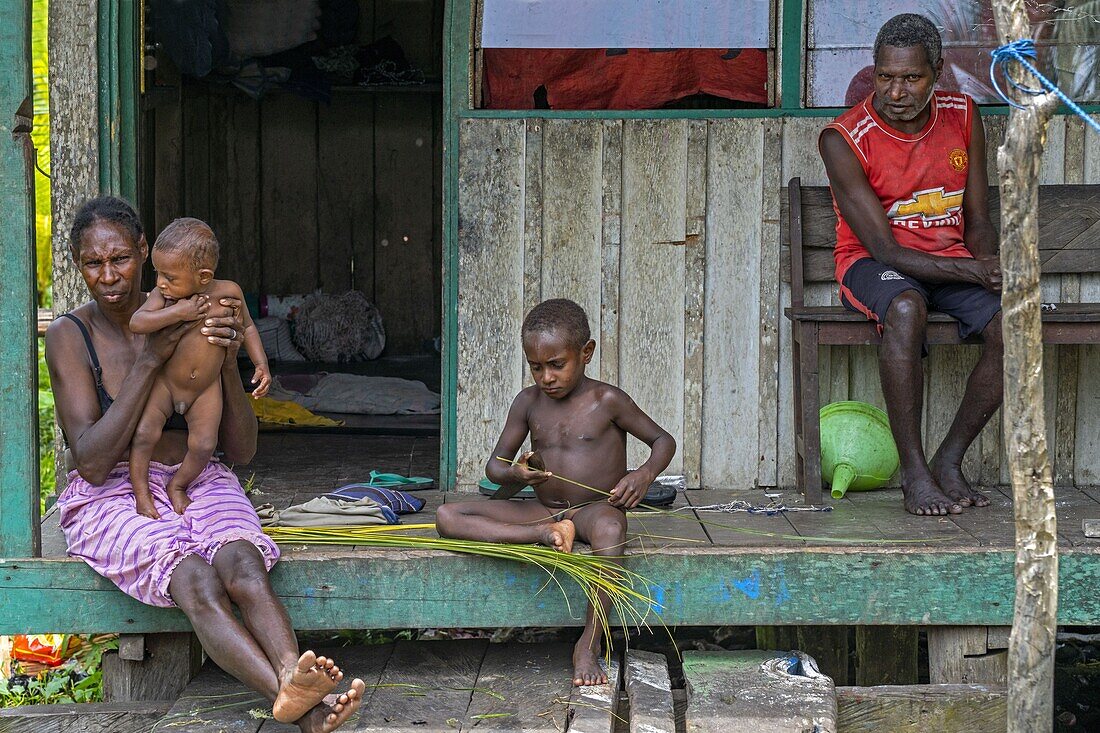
[129,217,271,518]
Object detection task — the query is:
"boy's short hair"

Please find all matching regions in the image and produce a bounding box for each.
[522,298,591,348]
[153,217,220,271]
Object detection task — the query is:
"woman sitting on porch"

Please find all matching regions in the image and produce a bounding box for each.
[43,196,364,733]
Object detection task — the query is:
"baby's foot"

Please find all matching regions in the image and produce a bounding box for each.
[166,485,192,515]
[540,519,575,553]
[274,651,342,723]
[296,680,366,733]
[572,643,608,687]
[134,493,160,520]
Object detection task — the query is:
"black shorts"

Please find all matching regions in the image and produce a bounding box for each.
[839,258,1001,341]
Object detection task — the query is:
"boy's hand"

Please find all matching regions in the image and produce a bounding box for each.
[251,364,272,398]
[609,469,652,509]
[173,294,210,321]
[511,450,552,486]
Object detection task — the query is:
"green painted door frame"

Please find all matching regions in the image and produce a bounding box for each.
[0,0,40,557]
[99,0,138,200]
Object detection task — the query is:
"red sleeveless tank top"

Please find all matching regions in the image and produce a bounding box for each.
[825,90,975,283]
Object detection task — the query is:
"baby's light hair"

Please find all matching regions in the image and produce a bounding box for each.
[522,298,591,348]
[153,217,220,272]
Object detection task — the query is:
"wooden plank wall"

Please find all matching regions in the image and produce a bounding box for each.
[456,114,1100,489]
[151,0,442,355]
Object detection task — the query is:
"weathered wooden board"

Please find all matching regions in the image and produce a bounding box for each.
[156,662,266,733]
[683,650,836,733]
[624,649,676,733]
[318,96,375,296]
[836,684,1007,733]
[374,94,437,354]
[523,120,544,358]
[927,627,1007,685]
[456,119,526,485]
[566,657,620,733]
[701,119,764,488]
[463,642,574,731]
[683,120,707,488]
[599,120,624,387]
[684,489,801,547]
[7,545,1100,632]
[260,94,319,295]
[619,120,687,473]
[627,498,711,549]
[758,119,784,489]
[356,639,487,732]
[540,119,604,378]
[102,632,202,704]
[1075,279,1100,483]
[182,83,213,226]
[209,92,262,294]
[844,489,977,547]
[0,702,171,733]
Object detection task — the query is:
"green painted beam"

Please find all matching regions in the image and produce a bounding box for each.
[0,0,40,557]
[780,0,804,110]
[440,0,473,490]
[1,548,1098,633]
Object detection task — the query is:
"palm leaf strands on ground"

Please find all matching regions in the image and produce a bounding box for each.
[262,525,663,650]
[494,457,940,545]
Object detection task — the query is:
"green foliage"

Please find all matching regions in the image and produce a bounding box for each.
[38,338,55,509]
[0,637,116,707]
[31,0,51,307]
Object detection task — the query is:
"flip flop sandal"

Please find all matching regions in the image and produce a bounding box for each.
[633,482,677,511]
[368,471,435,490]
[478,478,536,500]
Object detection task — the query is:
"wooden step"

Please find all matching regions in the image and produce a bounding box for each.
[0,700,171,733]
[683,650,837,733]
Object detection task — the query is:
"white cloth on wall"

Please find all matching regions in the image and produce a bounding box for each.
[271,373,441,415]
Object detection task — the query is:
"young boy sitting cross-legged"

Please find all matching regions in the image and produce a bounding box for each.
[435,298,676,687]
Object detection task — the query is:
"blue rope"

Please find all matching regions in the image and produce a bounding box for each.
[990,38,1100,134]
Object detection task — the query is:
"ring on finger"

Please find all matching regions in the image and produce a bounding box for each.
[229,328,237,340]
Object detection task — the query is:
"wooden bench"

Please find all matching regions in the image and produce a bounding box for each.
[783,177,1100,503]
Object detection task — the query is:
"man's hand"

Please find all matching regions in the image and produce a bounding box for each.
[971,255,1002,294]
[609,469,652,509]
[510,450,552,486]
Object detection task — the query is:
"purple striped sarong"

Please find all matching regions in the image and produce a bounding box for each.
[58,460,280,608]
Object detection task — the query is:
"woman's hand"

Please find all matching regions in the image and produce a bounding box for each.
[141,320,191,365]
[203,297,246,361]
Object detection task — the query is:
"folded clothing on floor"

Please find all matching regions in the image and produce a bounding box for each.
[270,372,440,415]
[251,396,344,427]
[324,484,426,514]
[256,496,399,527]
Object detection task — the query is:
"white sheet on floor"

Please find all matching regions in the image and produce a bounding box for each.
[271,373,440,415]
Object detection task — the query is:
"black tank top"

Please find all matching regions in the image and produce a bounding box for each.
[60,313,188,431]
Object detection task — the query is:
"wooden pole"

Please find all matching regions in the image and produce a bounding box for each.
[990,3,1060,731]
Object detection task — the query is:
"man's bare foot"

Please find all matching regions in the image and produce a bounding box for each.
[572,643,608,687]
[902,475,962,516]
[296,679,366,733]
[134,493,160,520]
[274,651,343,723]
[166,485,192,515]
[540,519,575,553]
[930,458,990,508]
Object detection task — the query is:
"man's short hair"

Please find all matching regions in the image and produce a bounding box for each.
[873,13,942,68]
[522,298,591,348]
[153,217,220,271]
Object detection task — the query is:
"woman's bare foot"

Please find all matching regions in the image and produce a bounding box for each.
[166,485,192,515]
[930,458,990,508]
[274,651,343,723]
[539,519,575,553]
[902,474,962,516]
[296,679,366,733]
[134,493,160,520]
[572,642,607,687]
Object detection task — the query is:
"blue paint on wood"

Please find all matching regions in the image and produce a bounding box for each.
[732,570,762,600]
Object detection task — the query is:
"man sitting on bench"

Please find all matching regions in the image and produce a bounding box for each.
[818,13,1002,516]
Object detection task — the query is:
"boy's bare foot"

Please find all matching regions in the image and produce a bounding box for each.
[572,643,608,687]
[540,519,576,553]
[134,494,160,520]
[930,458,990,508]
[166,485,192,515]
[902,475,962,516]
[274,651,343,723]
[296,679,366,733]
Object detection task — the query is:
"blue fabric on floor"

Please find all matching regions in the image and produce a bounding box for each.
[324,484,426,514]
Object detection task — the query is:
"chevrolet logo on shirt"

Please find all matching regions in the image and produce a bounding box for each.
[888,187,964,221]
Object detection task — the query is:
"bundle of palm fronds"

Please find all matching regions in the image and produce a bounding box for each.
[262,525,661,643]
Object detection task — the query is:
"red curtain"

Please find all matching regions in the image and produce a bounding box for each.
[483,48,768,110]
